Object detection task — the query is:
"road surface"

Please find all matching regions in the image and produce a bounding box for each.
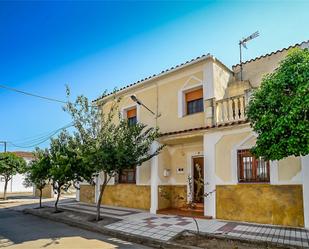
[0,206,152,249]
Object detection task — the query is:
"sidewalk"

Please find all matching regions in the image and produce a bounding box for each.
[56,200,309,248]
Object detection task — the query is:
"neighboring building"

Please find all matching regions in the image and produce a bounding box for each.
[0,151,34,194]
[78,40,309,228]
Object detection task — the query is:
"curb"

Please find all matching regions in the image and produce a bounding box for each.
[23,208,195,249]
[23,208,300,249]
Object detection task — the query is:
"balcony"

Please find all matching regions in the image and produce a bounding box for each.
[215,94,246,125]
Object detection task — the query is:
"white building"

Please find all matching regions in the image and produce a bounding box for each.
[0,151,34,194]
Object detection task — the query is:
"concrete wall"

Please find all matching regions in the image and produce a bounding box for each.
[211,126,303,185]
[102,69,206,134]
[233,41,309,87]
[204,125,305,226]
[278,156,302,182]
[215,131,251,182]
[35,184,53,198]
[216,184,304,227]
[101,184,151,210]
[79,185,95,204]
[158,185,187,210]
[0,157,33,194]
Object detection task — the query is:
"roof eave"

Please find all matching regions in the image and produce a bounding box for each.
[94,54,219,104]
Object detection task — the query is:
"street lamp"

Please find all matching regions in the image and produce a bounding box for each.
[130,95,157,116]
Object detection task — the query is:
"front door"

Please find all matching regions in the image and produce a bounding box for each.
[193,157,204,203]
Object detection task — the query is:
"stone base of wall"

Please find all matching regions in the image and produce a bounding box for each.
[158,185,187,210]
[35,184,53,198]
[101,184,151,210]
[79,185,95,204]
[216,184,304,227]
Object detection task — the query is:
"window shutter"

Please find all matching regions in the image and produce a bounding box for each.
[185,88,203,102]
[127,108,136,118]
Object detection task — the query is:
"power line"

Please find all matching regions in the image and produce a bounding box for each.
[0,84,97,108]
[5,123,74,149]
[9,123,72,145]
[0,84,67,104]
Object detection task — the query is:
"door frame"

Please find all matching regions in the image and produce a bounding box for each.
[186,152,204,203]
[191,155,204,203]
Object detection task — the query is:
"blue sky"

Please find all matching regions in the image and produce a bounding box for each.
[0,1,308,151]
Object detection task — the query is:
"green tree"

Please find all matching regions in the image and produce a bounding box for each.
[24,149,51,208]
[247,48,309,160]
[64,92,163,220]
[49,131,84,212]
[0,152,27,200]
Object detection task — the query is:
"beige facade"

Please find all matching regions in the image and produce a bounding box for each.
[79,41,309,227]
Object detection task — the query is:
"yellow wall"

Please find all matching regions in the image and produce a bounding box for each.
[101,184,150,210]
[216,184,304,227]
[156,72,204,133]
[213,62,233,99]
[100,62,208,134]
[158,146,172,184]
[214,129,302,184]
[215,131,250,182]
[233,49,290,87]
[168,143,203,184]
[80,185,95,204]
[224,80,251,98]
[158,185,187,210]
[35,184,53,198]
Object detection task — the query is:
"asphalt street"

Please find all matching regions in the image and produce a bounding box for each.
[0,206,152,249]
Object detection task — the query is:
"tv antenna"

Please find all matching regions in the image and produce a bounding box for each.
[239,31,259,81]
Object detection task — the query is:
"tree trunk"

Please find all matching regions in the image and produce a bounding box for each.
[55,188,61,212]
[3,178,8,200]
[96,182,107,221]
[96,172,111,221]
[39,189,42,208]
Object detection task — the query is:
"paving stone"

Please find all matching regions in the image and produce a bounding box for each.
[56,200,309,248]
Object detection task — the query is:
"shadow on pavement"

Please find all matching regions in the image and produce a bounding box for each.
[0,203,148,249]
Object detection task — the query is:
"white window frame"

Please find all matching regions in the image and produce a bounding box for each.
[121,104,140,122]
[178,83,203,118]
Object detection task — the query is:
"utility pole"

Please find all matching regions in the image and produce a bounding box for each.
[0,141,7,152]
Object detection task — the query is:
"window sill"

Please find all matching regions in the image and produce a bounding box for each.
[184,111,204,117]
[238,182,270,184]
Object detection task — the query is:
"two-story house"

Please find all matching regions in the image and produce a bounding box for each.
[78,40,309,228]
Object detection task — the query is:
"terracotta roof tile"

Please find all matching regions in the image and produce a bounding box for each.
[94,53,212,102]
[94,40,308,103]
[232,40,309,68]
[160,120,248,137]
[11,151,35,159]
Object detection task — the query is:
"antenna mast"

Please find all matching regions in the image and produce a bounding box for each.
[239,31,259,81]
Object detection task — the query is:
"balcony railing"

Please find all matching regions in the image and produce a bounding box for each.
[215,94,246,124]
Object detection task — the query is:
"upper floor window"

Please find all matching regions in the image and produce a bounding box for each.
[126,108,137,126]
[237,149,270,183]
[185,88,204,115]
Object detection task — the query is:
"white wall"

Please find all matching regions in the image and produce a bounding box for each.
[0,157,33,194]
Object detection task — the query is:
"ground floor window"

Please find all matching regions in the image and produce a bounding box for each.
[119,168,136,183]
[237,149,270,183]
